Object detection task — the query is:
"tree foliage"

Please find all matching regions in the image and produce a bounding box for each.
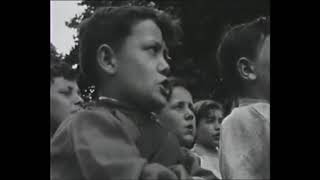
[50,43,63,63]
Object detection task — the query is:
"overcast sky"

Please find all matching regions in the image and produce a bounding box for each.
[50,1,86,55]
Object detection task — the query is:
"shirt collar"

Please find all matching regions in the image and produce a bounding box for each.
[98,96,137,111]
[193,143,219,156]
[97,96,156,120]
[238,97,269,107]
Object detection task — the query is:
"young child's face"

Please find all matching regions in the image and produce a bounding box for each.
[50,77,83,124]
[115,19,171,111]
[196,108,223,149]
[158,86,196,148]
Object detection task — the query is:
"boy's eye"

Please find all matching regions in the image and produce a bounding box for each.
[173,102,184,110]
[206,118,216,124]
[147,45,161,55]
[59,90,71,97]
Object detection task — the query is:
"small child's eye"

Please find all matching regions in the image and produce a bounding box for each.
[174,102,184,110]
[206,118,216,124]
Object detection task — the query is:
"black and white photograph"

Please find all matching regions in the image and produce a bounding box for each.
[50,0,270,179]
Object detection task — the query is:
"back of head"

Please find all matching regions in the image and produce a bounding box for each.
[216,17,270,96]
[79,6,181,88]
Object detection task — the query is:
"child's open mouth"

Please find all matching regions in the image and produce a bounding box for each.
[212,133,220,140]
[159,79,172,101]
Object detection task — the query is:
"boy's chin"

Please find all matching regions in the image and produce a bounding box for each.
[211,142,219,149]
[182,137,195,149]
[148,93,168,111]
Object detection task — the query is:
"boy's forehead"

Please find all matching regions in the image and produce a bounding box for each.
[129,19,164,44]
[206,108,223,117]
[170,87,192,102]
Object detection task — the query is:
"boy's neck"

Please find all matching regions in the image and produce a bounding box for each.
[239,86,269,102]
[97,83,161,114]
[197,143,219,154]
[98,85,129,104]
[97,88,153,115]
[98,91,134,108]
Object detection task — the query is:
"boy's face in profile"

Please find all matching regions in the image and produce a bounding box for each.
[158,86,196,148]
[115,19,171,111]
[50,77,83,124]
[196,108,223,150]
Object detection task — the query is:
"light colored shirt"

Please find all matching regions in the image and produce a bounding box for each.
[219,98,270,179]
[192,144,222,179]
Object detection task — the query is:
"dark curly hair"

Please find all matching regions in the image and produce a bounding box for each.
[50,61,79,84]
[193,100,223,126]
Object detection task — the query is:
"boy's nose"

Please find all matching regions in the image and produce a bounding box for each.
[215,122,221,131]
[157,59,171,77]
[184,113,194,121]
[74,95,84,107]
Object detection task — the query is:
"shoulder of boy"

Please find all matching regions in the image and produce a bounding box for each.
[68,107,123,133]
[249,102,270,123]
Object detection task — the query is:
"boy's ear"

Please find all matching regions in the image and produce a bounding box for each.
[96,44,118,75]
[236,57,256,81]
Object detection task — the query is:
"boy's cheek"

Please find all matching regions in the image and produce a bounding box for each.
[152,88,167,103]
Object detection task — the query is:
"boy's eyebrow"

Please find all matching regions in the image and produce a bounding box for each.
[172,100,184,105]
[145,39,164,48]
[173,100,193,107]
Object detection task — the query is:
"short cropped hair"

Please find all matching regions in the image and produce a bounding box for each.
[216,17,270,93]
[193,100,223,126]
[50,61,79,84]
[79,6,182,86]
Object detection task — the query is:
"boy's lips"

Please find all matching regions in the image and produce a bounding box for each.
[212,133,220,140]
[185,124,194,135]
[159,79,171,100]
